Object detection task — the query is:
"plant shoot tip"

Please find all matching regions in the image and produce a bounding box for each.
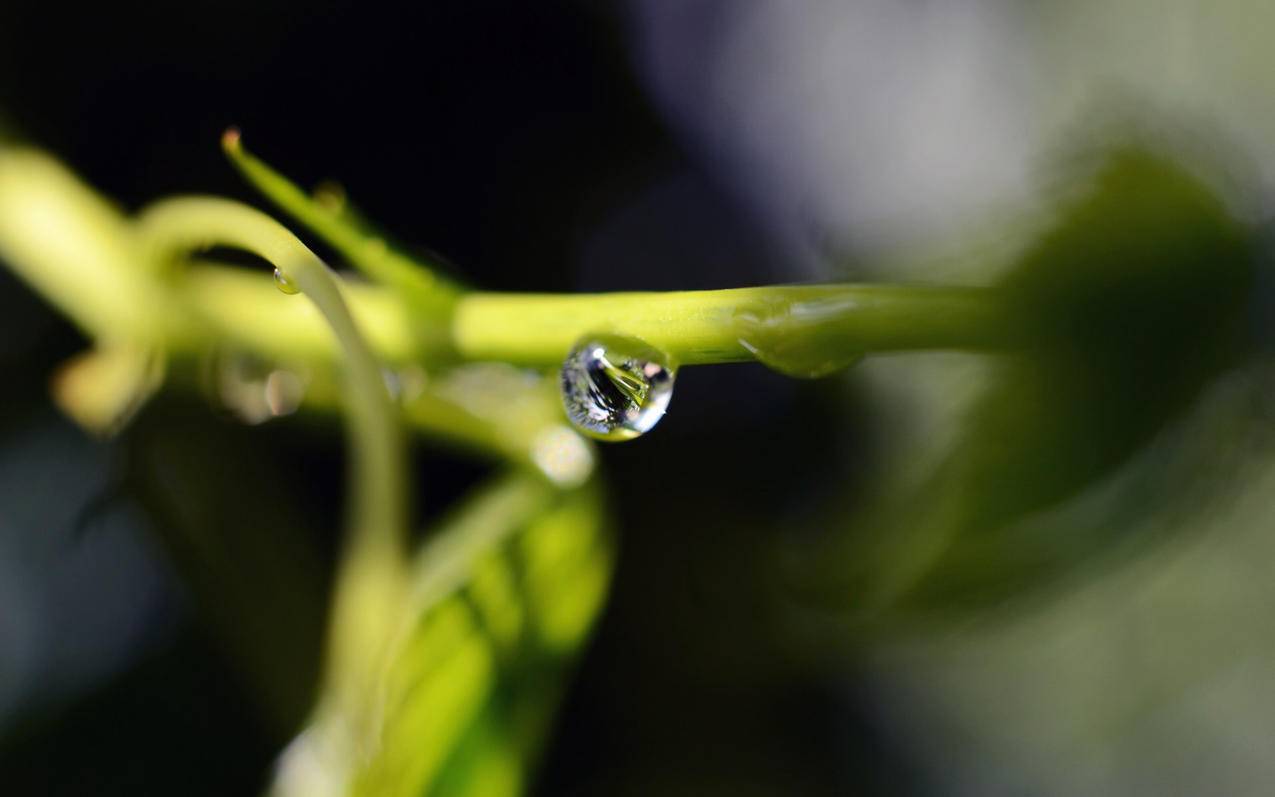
[221,127,242,153]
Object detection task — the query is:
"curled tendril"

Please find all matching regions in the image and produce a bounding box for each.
[135,194,408,739]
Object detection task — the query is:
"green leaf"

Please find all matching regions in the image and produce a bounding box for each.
[271,473,613,797]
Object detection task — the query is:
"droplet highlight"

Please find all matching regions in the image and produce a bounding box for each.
[209,350,308,424]
[274,267,301,295]
[560,334,675,441]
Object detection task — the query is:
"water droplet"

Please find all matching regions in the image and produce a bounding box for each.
[381,367,402,400]
[393,364,428,404]
[560,334,675,441]
[734,295,864,378]
[274,267,301,295]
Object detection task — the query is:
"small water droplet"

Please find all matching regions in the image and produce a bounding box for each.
[381,367,402,400]
[734,296,863,378]
[274,267,301,295]
[560,334,675,441]
[393,364,428,404]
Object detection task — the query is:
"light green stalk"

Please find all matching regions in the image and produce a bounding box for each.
[177,274,1010,371]
[453,284,1012,371]
[138,197,405,554]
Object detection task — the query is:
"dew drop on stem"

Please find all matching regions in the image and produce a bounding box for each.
[273,267,301,295]
[560,334,675,441]
[733,296,864,378]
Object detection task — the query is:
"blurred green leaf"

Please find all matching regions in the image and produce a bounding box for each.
[273,472,612,797]
[801,148,1260,617]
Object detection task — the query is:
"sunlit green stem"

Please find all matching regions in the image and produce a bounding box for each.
[0,149,170,345]
[137,197,405,549]
[453,284,1012,368]
[182,263,450,365]
[180,269,1012,372]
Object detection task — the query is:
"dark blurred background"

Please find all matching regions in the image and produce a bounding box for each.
[4,1,1275,795]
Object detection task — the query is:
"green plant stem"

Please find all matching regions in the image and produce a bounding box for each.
[2,146,1024,380]
[182,263,451,365]
[0,149,169,345]
[2,145,1026,404]
[452,284,1012,367]
[138,197,406,554]
[1,149,1015,375]
[178,272,1010,370]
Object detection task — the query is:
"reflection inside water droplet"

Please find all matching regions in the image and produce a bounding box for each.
[273,267,300,295]
[560,334,675,441]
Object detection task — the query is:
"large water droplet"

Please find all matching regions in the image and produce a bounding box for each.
[734,295,863,378]
[273,267,301,295]
[560,334,675,441]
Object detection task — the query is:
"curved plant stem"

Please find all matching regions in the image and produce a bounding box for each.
[179,274,1011,370]
[137,196,409,737]
[138,197,405,551]
[181,262,450,366]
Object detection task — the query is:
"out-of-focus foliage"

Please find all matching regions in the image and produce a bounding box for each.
[867,409,1275,794]
[794,148,1261,620]
[276,475,611,797]
[0,143,615,796]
